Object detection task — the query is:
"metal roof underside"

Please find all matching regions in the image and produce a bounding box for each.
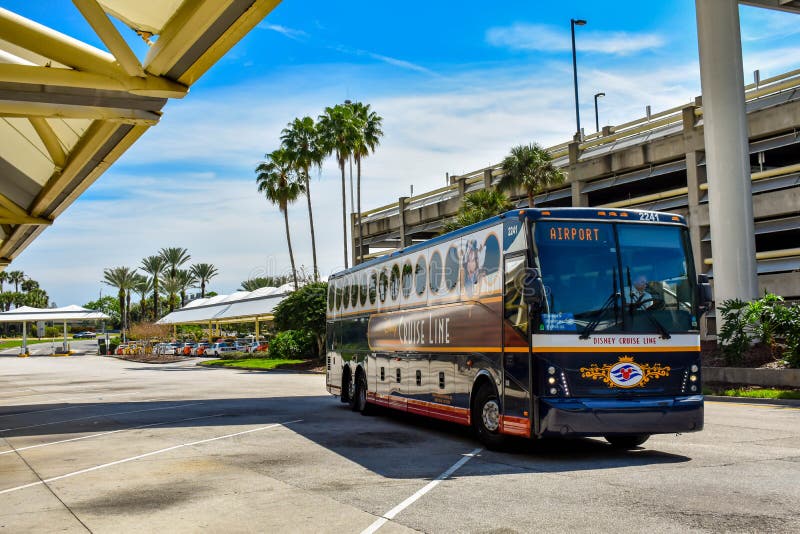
[0,0,280,267]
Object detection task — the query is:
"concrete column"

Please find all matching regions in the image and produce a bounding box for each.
[483,169,493,190]
[570,181,587,207]
[695,0,758,329]
[255,317,260,340]
[398,196,411,248]
[457,177,467,198]
[21,321,27,356]
[684,150,705,276]
[567,141,586,206]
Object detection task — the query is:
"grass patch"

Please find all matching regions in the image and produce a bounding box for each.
[200,358,307,370]
[704,386,800,400]
[0,338,79,349]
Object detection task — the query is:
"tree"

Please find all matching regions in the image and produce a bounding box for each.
[102,267,137,334]
[240,276,291,291]
[256,148,305,290]
[272,282,328,358]
[84,296,121,329]
[7,270,24,293]
[190,263,218,298]
[281,116,324,280]
[498,143,565,207]
[159,247,191,278]
[160,274,181,313]
[175,269,197,307]
[133,274,153,321]
[141,255,166,319]
[349,102,383,264]
[443,189,513,232]
[21,278,39,293]
[24,288,48,308]
[318,104,360,269]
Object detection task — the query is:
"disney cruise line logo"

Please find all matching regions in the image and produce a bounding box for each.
[580,356,670,389]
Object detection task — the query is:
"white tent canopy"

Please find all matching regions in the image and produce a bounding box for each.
[0,304,109,355]
[157,284,294,325]
[0,304,109,322]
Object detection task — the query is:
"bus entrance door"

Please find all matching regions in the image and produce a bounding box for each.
[502,253,533,437]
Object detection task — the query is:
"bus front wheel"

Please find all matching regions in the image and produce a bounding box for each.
[605,434,650,449]
[472,384,506,450]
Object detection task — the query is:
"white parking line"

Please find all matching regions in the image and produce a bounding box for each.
[0,397,163,419]
[0,413,226,455]
[0,419,302,495]
[0,390,142,405]
[0,403,203,433]
[360,448,482,534]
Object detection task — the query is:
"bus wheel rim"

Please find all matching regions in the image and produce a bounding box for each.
[482,400,500,432]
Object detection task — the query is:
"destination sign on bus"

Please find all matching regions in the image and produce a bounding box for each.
[548,226,601,241]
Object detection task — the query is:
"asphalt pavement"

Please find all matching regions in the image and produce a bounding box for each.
[0,354,798,533]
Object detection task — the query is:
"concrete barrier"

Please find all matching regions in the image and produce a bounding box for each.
[705,367,800,388]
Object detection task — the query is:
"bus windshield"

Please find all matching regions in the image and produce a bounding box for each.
[532,220,699,335]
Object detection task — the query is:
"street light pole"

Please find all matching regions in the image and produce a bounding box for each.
[594,92,605,133]
[570,18,587,139]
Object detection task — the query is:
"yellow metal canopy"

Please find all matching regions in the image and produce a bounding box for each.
[0,0,280,267]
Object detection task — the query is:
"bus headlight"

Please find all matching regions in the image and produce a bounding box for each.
[689,375,697,382]
[548,366,556,375]
[550,388,558,395]
[548,377,557,385]
[691,364,699,373]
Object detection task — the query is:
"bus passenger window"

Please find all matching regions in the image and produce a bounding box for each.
[439,371,445,389]
[390,264,400,301]
[380,367,385,381]
[444,246,459,292]
[396,368,401,383]
[416,369,422,386]
[379,269,388,302]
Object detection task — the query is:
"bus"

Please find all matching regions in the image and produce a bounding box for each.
[326,208,712,449]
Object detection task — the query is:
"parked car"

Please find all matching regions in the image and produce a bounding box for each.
[248,341,269,353]
[192,342,210,356]
[207,342,235,357]
[234,342,248,352]
[181,343,195,356]
[73,331,96,339]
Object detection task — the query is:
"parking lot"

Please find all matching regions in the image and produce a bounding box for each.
[1,353,799,534]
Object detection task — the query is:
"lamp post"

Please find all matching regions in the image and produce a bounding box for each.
[570,18,587,139]
[594,92,605,133]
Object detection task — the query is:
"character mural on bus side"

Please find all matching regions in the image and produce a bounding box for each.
[461,229,502,298]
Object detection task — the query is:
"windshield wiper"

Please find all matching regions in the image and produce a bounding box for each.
[580,266,620,339]
[625,266,671,339]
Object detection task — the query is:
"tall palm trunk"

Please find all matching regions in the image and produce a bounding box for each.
[339,157,349,269]
[304,167,319,280]
[152,280,159,319]
[118,289,126,335]
[356,158,363,264]
[125,291,131,331]
[282,206,299,289]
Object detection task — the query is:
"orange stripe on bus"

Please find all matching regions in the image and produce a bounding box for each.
[531,346,699,353]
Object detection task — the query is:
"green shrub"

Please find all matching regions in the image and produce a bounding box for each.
[268,330,313,360]
[718,298,751,365]
[44,326,61,338]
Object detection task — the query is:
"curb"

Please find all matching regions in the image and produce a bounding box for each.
[196,362,324,374]
[705,395,800,407]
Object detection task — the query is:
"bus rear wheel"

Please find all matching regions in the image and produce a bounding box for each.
[354,372,374,415]
[472,384,506,450]
[605,434,650,449]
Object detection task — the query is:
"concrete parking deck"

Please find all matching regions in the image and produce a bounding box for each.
[1,355,799,533]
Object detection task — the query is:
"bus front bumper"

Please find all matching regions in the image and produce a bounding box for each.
[538,395,704,437]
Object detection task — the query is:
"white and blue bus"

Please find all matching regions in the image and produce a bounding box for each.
[326,208,712,449]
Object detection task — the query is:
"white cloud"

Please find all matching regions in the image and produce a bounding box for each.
[740,6,800,42]
[486,23,665,55]
[258,23,308,41]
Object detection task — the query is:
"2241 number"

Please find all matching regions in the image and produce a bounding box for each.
[639,212,659,222]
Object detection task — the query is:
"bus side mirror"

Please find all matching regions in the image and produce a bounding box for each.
[697,274,713,314]
[523,268,546,311]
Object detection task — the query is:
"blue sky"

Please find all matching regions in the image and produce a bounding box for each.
[5,1,800,306]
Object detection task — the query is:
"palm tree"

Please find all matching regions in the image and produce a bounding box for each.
[159,247,191,278]
[190,263,218,298]
[160,274,181,313]
[318,104,360,269]
[175,269,197,307]
[7,270,24,293]
[256,148,305,289]
[21,278,39,293]
[349,102,383,264]
[444,189,513,232]
[240,276,290,291]
[0,271,8,293]
[102,267,137,334]
[498,143,565,207]
[281,116,324,280]
[141,255,166,318]
[133,274,153,321]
